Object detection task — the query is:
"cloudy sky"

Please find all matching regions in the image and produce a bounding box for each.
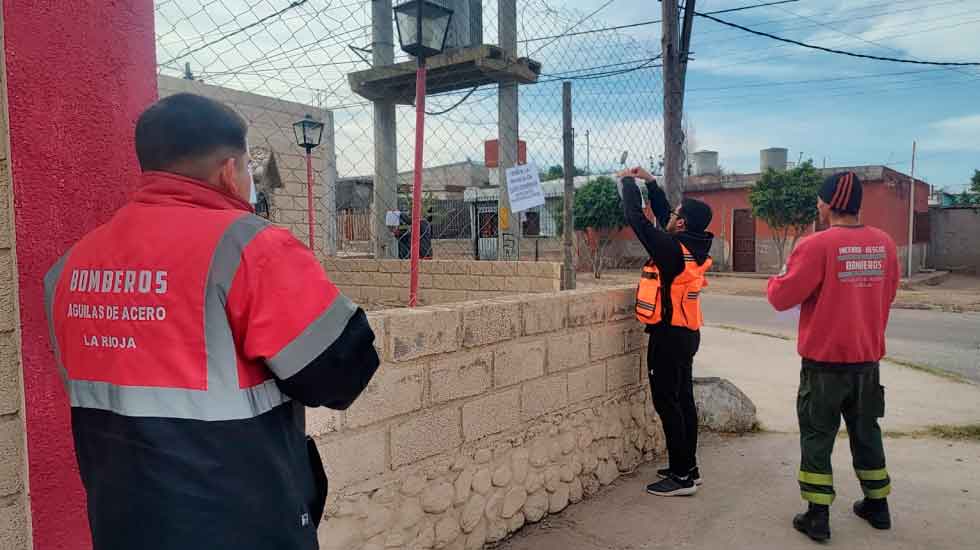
[156,0,980,191]
[564,0,980,191]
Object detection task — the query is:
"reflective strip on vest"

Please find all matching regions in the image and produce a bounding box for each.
[45,215,292,421]
[635,243,710,329]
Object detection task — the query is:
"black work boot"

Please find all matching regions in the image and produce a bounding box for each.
[793,503,831,542]
[854,498,891,530]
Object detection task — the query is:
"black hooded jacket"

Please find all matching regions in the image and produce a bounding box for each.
[621,177,713,330]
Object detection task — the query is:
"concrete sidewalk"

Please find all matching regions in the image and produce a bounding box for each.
[499,433,980,550]
[696,326,980,433]
[498,324,980,550]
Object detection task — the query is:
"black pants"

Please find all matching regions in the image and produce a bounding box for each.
[647,326,700,476]
[797,361,890,505]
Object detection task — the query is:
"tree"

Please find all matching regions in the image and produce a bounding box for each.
[971,169,980,193]
[540,164,586,182]
[573,176,625,279]
[748,160,822,268]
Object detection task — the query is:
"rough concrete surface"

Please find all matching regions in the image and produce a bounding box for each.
[696,327,980,433]
[499,432,980,550]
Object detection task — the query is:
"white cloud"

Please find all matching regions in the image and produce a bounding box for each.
[926,114,980,152]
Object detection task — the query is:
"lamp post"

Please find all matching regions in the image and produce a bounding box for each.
[393,0,453,306]
[293,114,325,250]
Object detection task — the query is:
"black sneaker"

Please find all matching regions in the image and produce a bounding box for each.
[853,498,891,530]
[657,467,703,486]
[646,474,698,497]
[793,503,831,542]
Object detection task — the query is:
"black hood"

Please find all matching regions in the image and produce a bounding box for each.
[677,230,714,266]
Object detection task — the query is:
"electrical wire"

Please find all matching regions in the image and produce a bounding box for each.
[160,0,310,67]
[695,10,980,66]
[771,2,980,82]
[528,0,616,57]
[425,86,480,116]
[522,0,801,46]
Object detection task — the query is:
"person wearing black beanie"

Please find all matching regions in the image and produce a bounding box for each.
[617,166,714,498]
[768,170,900,542]
[818,171,863,216]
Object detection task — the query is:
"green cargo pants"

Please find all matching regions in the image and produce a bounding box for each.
[797,361,891,505]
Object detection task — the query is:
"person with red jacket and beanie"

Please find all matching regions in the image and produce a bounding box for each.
[768,171,899,543]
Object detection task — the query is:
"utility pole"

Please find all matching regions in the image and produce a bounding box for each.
[320,110,338,257]
[907,140,917,278]
[372,0,398,258]
[678,0,695,111]
[585,129,591,181]
[562,82,576,290]
[497,0,520,261]
[661,0,682,207]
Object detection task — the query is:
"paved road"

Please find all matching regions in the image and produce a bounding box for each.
[702,294,980,383]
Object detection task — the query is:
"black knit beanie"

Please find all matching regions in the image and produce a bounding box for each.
[680,198,712,233]
[818,171,863,214]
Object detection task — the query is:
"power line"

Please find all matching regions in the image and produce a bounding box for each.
[687,68,946,92]
[772,2,980,82]
[425,56,663,116]
[160,0,310,67]
[695,10,980,66]
[528,0,616,57]
[522,0,801,46]
[690,0,973,57]
[425,86,480,116]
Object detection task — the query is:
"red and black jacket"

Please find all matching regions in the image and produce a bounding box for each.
[44,172,379,550]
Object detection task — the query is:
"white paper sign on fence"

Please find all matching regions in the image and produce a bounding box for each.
[505,163,546,213]
[384,210,401,227]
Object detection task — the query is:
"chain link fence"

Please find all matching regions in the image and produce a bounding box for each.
[154,0,665,301]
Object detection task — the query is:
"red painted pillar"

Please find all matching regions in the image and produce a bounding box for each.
[2,1,157,548]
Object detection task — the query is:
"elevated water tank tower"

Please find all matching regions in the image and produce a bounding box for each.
[760,147,788,172]
[692,150,719,176]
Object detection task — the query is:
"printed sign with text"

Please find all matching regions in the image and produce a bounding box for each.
[505,163,545,213]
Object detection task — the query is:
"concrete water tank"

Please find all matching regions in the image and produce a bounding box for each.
[434,0,483,50]
[760,148,788,172]
[692,150,719,176]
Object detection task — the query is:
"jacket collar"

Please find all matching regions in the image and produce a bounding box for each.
[131,171,254,213]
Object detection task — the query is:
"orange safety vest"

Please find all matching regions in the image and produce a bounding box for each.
[635,243,712,329]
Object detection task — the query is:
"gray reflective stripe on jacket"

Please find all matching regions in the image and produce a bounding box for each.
[44,214,303,421]
[44,252,71,389]
[267,294,356,380]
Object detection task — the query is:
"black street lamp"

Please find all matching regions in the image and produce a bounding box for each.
[393,0,453,62]
[392,0,453,306]
[293,114,325,249]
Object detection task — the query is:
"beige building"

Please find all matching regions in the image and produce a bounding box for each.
[158,75,337,254]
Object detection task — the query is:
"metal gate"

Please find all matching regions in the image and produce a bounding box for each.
[474,202,498,260]
[733,209,756,272]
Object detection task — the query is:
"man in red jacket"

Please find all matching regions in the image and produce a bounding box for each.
[44,93,379,549]
[768,171,899,542]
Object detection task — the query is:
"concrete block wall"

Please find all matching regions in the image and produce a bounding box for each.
[929,207,980,274]
[323,259,563,308]
[0,22,29,547]
[309,286,662,550]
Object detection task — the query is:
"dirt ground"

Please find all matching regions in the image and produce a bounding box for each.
[578,271,980,313]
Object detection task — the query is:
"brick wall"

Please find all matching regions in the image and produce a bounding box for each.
[324,259,563,308]
[0,17,30,547]
[307,286,663,550]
